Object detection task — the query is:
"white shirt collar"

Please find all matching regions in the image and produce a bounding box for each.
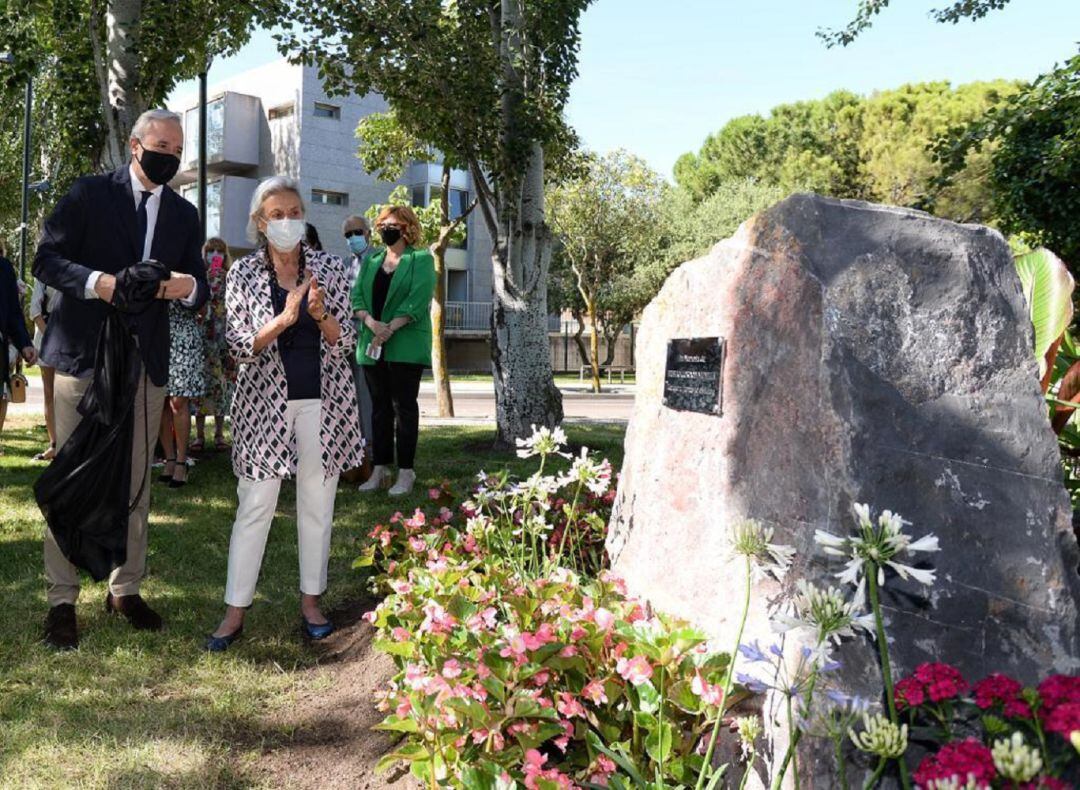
[128,164,164,202]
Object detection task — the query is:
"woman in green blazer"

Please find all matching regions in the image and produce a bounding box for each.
[351,205,436,496]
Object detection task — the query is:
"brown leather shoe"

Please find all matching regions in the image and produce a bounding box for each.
[44,603,79,650]
[105,593,163,631]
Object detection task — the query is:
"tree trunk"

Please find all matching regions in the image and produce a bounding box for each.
[101,0,144,170]
[586,296,601,394]
[602,321,624,368]
[430,164,455,417]
[571,307,590,367]
[482,0,562,446]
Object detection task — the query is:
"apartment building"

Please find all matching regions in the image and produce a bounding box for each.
[168,59,495,368]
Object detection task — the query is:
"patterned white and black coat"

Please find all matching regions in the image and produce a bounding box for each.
[225,244,364,482]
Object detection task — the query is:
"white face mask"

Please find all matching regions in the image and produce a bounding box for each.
[264,218,306,251]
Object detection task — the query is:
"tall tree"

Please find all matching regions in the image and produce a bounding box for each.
[357,111,475,417]
[819,0,1015,47]
[934,54,1080,270]
[547,150,664,393]
[285,0,592,445]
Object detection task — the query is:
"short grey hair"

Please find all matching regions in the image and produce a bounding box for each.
[130,109,183,142]
[247,175,305,245]
[341,214,369,234]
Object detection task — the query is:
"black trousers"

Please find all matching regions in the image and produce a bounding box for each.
[363,361,424,469]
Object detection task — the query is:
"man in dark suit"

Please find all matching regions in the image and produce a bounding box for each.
[33,108,209,650]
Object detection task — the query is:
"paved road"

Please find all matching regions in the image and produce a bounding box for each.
[10,379,635,423]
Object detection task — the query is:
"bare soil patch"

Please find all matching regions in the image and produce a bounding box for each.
[252,598,412,789]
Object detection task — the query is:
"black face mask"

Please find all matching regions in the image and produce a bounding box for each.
[135,144,181,186]
[379,227,403,247]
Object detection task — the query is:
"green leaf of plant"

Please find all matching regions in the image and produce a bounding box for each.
[585,730,647,786]
[644,721,674,764]
[1015,248,1075,383]
[374,715,419,733]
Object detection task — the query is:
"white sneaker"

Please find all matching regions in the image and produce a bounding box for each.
[358,465,390,492]
[388,469,416,497]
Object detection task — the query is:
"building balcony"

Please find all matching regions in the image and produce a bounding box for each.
[179,175,259,252]
[175,92,261,184]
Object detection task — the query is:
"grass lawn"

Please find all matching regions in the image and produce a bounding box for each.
[0,415,626,788]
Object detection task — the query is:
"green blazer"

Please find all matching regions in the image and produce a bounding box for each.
[351,246,436,366]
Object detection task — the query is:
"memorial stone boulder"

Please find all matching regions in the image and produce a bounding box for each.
[608,193,1080,782]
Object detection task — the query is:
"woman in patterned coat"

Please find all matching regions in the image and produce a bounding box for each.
[206,176,363,651]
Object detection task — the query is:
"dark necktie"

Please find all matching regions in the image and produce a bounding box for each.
[136,190,152,259]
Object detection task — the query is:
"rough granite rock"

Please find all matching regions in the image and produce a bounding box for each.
[608,193,1080,786]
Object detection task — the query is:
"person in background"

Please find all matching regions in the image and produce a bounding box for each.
[1,247,37,454]
[29,276,60,460]
[342,214,373,444]
[158,265,207,487]
[206,176,362,652]
[304,222,323,252]
[351,205,435,497]
[192,237,233,452]
[33,108,208,649]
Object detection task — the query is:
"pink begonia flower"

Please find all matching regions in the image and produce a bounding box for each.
[391,627,411,642]
[470,684,488,702]
[389,511,403,523]
[613,642,629,659]
[477,661,492,679]
[439,506,453,521]
[379,531,393,547]
[419,601,456,635]
[594,607,616,631]
[395,698,412,717]
[408,536,426,553]
[625,604,647,623]
[570,626,588,641]
[471,728,489,744]
[404,663,428,691]
[557,692,586,718]
[362,610,377,624]
[428,487,442,499]
[442,659,462,678]
[559,645,578,658]
[582,679,608,704]
[499,632,529,665]
[616,655,654,686]
[531,670,551,687]
[524,622,557,649]
[600,571,628,596]
[692,672,725,706]
[389,580,412,595]
[407,508,426,527]
[491,731,505,751]
[387,560,398,574]
[426,556,449,573]
[463,533,478,553]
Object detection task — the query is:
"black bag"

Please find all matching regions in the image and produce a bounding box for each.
[34,260,168,580]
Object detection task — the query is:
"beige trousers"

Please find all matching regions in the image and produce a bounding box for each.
[43,372,166,606]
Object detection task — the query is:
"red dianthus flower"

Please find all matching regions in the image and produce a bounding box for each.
[1042,701,1080,737]
[972,673,1032,719]
[912,662,969,704]
[912,738,995,789]
[895,676,926,710]
[1037,674,1080,711]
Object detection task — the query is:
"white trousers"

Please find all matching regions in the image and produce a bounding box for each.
[224,399,340,608]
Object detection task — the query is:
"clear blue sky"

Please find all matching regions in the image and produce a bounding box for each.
[170,0,1080,180]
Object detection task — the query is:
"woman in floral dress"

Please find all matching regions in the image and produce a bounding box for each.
[193,237,234,451]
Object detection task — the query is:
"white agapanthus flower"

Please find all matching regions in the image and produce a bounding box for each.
[515,424,571,459]
[731,520,796,580]
[557,447,613,496]
[992,731,1043,782]
[734,715,763,759]
[922,778,984,790]
[848,712,908,759]
[815,503,939,603]
[771,580,876,648]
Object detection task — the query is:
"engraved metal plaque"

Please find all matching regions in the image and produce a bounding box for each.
[662,337,725,416]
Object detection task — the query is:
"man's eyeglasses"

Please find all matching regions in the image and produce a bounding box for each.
[344,229,367,239]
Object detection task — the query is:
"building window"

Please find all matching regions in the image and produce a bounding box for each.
[268,103,295,120]
[181,180,222,238]
[447,269,468,302]
[313,101,341,120]
[311,189,349,206]
[429,186,471,221]
[183,98,224,168]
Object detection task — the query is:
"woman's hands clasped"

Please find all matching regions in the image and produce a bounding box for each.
[280,278,311,327]
[307,275,327,321]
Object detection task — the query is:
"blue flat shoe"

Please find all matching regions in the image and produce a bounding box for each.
[301,617,334,641]
[204,625,243,652]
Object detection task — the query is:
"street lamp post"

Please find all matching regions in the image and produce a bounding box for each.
[0,52,33,282]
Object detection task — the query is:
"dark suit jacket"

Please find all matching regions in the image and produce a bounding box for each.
[1,256,32,351]
[33,167,208,386]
